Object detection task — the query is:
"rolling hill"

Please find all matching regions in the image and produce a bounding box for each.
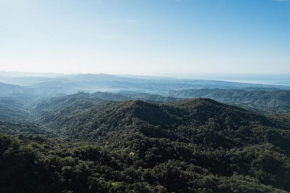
[0,82,33,97]
[169,89,290,113]
[0,98,31,121]
[1,99,290,192]
[2,76,290,192]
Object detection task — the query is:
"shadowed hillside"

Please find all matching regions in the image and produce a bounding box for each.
[38,99,274,140]
[1,98,290,192]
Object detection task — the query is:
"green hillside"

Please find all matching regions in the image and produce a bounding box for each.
[169,89,290,113]
[1,95,290,192]
[0,98,31,121]
[14,99,287,192]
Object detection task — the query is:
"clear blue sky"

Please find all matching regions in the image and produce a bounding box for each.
[0,0,289,75]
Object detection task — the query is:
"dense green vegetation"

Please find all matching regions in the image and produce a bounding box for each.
[0,100,28,121]
[1,98,290,192]
[33,92,176,115]
[0,121,53,136]
[169,89,290,113]
[1,75,290,192]
[1,132,289,193]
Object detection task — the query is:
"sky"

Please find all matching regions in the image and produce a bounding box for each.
[0,0,290,76]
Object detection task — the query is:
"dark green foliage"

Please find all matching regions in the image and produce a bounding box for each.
[0,121,54,136]
[38,99,274,141]
[1,97,290,192]
[0,132,289,193]
[0,97,31,121]
[269,113,290,128]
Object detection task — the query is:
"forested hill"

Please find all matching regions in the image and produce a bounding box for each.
[0,98,30,120]
[1,98,290,192]
[169,89,290,113]
[2,81,290,122]
[0,82,32,97]
[33,92,103,114]
[33,92,177,114]
[38,98,272,139]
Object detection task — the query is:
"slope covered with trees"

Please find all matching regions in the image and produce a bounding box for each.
[0,98,29,120]
[38,99,273,140]
[2,84,290,192]
[169,89,290,113]
[1,130,290,193]
[5,99,283,192]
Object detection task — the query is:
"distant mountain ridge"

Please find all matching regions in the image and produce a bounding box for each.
[0,82,33,97]
[3,87,290,122]
[169,89,290,113]
[1,73,289,97]
[0,73,290,121]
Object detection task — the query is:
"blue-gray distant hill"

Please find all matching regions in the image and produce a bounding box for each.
[169,89,290,113]
[1,73,289,97]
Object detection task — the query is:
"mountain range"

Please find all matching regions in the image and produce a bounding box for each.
[1,98,290,192]
[1,73,290,192]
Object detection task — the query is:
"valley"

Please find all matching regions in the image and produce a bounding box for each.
[1,74,290,192]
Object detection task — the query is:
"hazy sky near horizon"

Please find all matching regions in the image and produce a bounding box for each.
[0,0,290,75]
